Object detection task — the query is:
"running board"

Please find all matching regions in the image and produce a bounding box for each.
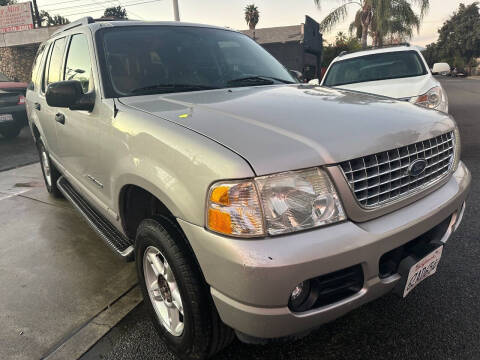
[57,176,134,260]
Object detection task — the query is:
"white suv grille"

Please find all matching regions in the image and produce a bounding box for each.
[340,132,455,208]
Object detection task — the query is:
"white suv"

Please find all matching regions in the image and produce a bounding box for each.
[317,45,448,113]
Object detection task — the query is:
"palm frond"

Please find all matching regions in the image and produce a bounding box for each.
[319,3,350,32]
[412,0,429,19]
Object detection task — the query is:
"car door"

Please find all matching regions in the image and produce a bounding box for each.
[26,42,48,137]
[35,38,67,156]
[54,32,102,196]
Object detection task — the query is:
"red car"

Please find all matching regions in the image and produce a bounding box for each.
[0,72,27,139]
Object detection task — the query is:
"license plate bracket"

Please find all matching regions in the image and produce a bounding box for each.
[393,242,443,297]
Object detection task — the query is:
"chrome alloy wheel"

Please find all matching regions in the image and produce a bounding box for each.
[41,148,52,187]
[143,246,184,336]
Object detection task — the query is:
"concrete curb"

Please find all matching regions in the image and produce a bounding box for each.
[42,286,142,360]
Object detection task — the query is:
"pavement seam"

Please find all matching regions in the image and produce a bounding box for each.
[41,284,141,360]
[0,160,40,173]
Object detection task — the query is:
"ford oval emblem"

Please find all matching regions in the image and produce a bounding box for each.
[408,159,428,177]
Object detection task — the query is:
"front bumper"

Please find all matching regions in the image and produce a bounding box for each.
[0,104,27,129]
[178,161,470,339]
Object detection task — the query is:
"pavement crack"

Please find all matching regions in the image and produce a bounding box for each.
[16,194,66,208]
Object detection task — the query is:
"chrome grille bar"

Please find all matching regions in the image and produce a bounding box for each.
[340,132,455,208]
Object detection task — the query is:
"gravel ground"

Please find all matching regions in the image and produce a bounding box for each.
[77,78,480,360]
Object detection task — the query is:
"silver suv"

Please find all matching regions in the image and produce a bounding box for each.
[26,18,470,359]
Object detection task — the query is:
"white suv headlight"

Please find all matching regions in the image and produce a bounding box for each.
[411,86,447,112]
[206,168,346,237]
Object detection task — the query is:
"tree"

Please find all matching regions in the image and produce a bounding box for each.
[431,2,480,70]
[314,0,429,49]
[350,1,421,47]
[322,32,362,67]
[0,0,16,5]
[40,10,69,26]
[103,6,128,20]
[244,4,259,30]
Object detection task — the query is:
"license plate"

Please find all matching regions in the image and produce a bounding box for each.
[0,114,13,123]
[403,246,443,297]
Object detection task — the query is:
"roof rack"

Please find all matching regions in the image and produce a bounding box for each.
[336,42,412,58]
[371,42,410,50]
[52,17,94,36]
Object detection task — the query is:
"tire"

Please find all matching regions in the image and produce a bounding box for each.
[0,124,21,139]
[135,218,234,360]
[37,140,63,198]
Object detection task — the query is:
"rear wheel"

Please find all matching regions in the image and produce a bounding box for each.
[37,140,62,198]
[135,218,234,360]
[0,124,21,139]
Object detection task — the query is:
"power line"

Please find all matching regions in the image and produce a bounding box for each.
[38,0,83,7]
[39,0,145,20]
[94,0,146,20]
[47,0,133,12]
[61,0,161,16]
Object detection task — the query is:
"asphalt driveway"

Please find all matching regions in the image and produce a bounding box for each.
[0,127,38,171]
[79,77,480,360]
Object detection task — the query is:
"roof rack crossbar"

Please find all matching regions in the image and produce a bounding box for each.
[52,17,95,36]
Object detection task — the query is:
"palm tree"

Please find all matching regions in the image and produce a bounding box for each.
[350,0,421,46]
[245,4,260,30]
[314,0,429,49]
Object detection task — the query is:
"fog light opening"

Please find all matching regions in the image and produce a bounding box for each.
[289,280,317,312]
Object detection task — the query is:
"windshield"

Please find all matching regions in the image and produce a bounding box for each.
[0,72,12,82]
[324,50,427,87]
[98,26,295,97]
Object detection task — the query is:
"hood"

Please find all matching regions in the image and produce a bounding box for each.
[331,75,435,99]
[119,85,455,176]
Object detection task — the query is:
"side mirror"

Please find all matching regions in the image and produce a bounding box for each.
[46,80,94,112]
[432,63,450,75]
[289,70,304,83]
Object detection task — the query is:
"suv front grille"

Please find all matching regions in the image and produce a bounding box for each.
[340,132,455,208]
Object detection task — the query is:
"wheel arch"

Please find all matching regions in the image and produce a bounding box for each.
[118,182,206,279]
[119,183,179,239]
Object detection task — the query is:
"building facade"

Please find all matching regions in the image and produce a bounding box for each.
[241,16,323,81]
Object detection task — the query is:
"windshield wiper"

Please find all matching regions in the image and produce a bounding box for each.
[227,75,294,86]
[131,84,220,94]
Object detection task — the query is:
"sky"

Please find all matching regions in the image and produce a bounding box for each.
[35,0,479,46]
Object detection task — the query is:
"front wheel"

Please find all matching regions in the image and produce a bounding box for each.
[37,140,62,198]
[135,218,234,360]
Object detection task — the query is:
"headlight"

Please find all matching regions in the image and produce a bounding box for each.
[256,167,345,236]
[411,86,444,110]
[207,180,265,237]
[206,168,346,237]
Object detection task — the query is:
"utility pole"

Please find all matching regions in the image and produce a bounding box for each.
[32,0,42,28]
[172,0,180,21]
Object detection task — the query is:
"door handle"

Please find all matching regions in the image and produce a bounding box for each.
[34,102,41,111]
[55,113,65,125]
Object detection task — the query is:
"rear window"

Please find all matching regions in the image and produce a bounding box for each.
[324,50,427,87]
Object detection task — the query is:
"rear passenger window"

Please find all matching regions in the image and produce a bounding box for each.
[46,37,66,88]
[30,43,47,90]
[64,34,93,94]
